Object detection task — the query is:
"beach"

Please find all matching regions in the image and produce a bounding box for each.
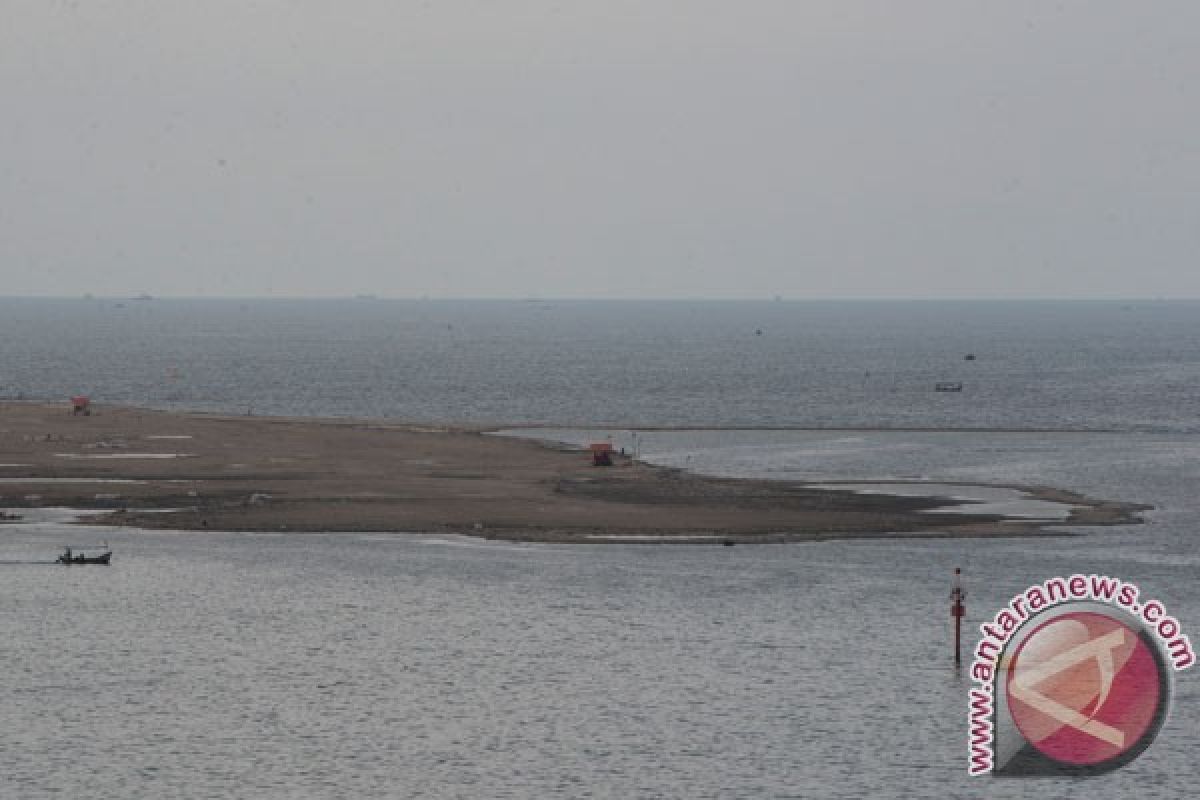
[0,402,1144,541]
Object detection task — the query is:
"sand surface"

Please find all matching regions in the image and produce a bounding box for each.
[0,403,1146,542]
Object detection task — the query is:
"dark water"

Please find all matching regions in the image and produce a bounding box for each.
[2,299,1199,797]
[3,297,1199,430]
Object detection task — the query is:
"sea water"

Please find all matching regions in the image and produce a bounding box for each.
[2,297,1198,431]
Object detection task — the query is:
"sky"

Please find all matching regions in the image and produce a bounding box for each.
[1,2,1197,299]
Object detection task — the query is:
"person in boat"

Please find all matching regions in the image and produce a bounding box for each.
[63,547,71,561]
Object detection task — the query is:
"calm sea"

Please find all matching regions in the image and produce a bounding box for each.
[2,298,1198,797]
[2,297,1199,430]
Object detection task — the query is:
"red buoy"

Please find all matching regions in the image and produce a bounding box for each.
[951,567,966,665]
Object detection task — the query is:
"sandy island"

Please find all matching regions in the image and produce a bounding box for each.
[0,403,1148,542]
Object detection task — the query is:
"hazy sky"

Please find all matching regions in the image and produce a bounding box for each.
[2,2,1197,299]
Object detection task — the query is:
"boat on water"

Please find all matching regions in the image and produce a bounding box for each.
[935,381,963,392]
[56,547,112,565]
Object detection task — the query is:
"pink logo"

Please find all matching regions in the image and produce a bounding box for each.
[1005,611,1164,767]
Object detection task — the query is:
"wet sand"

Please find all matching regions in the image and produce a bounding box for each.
[0,403,1147,542]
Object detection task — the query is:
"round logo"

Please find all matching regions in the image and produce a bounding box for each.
[1005,610,1169,770]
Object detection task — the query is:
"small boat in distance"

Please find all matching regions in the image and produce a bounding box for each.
[57,546,112,565]
[935,381,964,392]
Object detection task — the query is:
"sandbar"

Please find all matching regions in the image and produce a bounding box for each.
[0,403,1147,542]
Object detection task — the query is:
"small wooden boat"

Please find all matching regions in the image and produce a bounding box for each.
[56,547,112,565]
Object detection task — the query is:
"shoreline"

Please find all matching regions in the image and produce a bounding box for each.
[0,402,1149,542]
[493,423,1132,434]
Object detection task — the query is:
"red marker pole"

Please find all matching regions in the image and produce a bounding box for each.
[951,567,966,666]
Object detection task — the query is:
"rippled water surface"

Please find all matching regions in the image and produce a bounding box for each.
[3,297,1199,430]
[2,520,1196,798]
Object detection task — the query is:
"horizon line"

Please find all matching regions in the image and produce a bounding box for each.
[1,294,1196,303]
